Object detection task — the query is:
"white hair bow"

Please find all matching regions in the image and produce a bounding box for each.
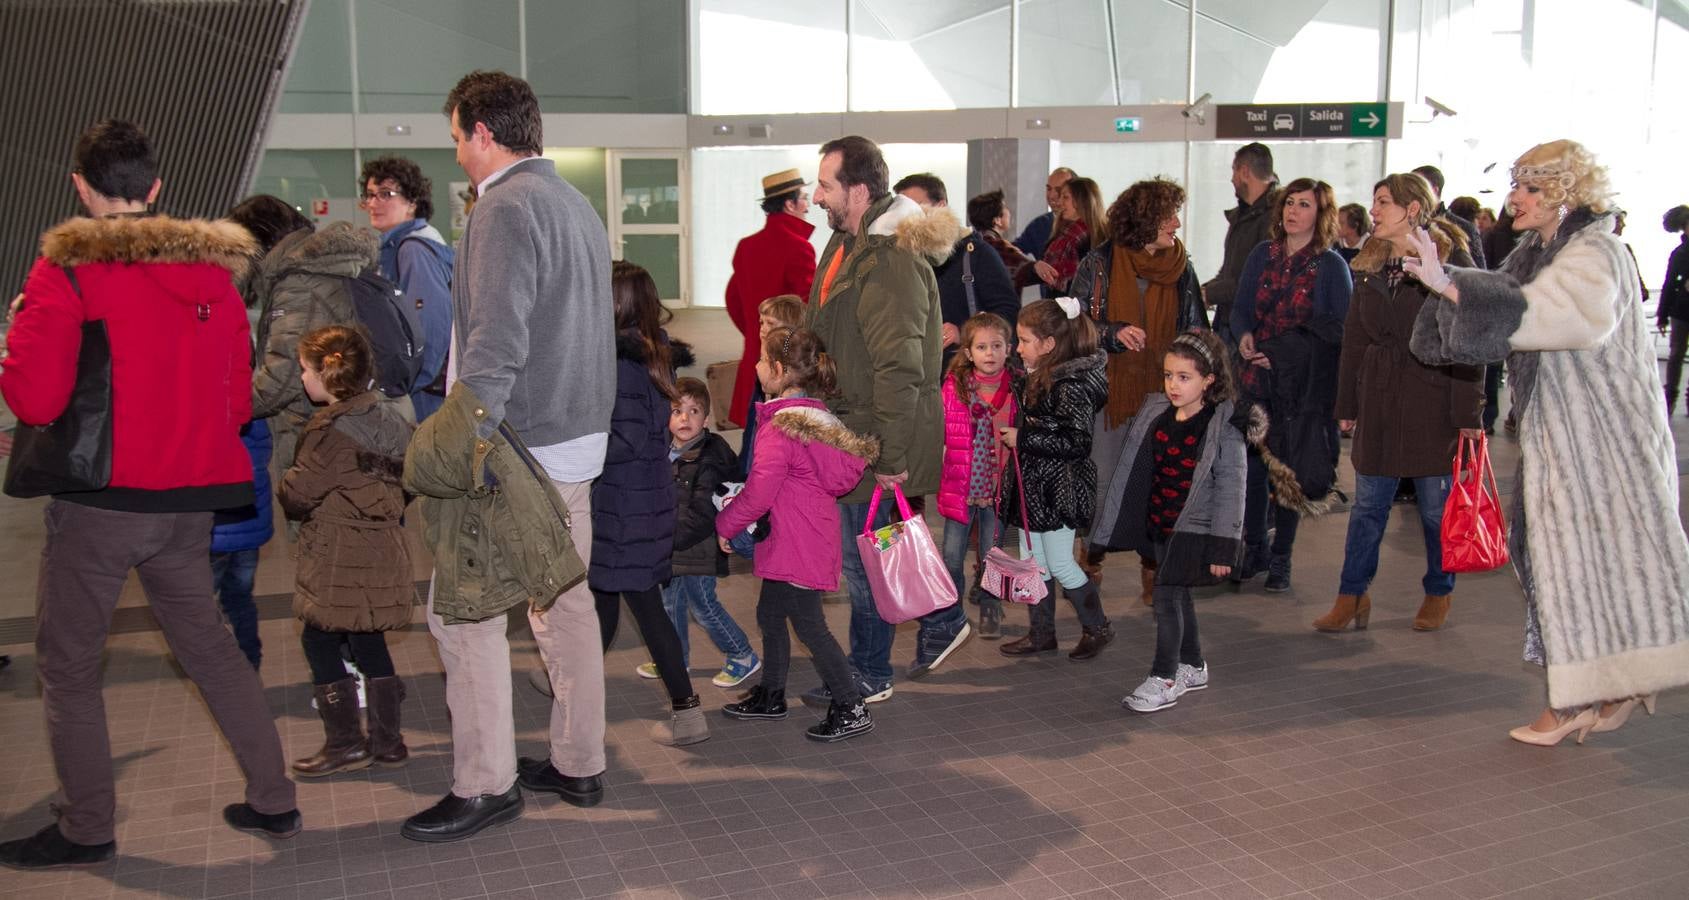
[1054,296,1082,319]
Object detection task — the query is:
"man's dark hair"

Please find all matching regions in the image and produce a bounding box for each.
[1664,205,1689,234]
[1448,195,1480,222]
[818,135,889,200]
[1233,142,1274,182]
[1412,164,1446,196]
[674,376,711,411]
[443,70,542,156]
[227,194,312,255]
[74,119,157,202]
[760,189,800,215]
[893,172,947,205]
[360,155,434,219]
[967,189,1007,231]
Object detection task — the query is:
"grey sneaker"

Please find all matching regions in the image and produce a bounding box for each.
[1123,676,1181,713]
[1175,662,1209,693]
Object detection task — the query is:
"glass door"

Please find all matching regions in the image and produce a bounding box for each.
[610,151,689,305]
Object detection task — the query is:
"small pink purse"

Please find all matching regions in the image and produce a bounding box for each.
[981,448,1048,605]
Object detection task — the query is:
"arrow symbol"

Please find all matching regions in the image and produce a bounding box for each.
[1359,112,1380,129]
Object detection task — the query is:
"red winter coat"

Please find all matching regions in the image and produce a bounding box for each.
[724,213,816,426]
[1,215,257,512]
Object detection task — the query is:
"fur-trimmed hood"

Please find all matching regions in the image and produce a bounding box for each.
[866,194,966,265]
[768,404,881,462]
[41,214,257,277]
[614,329,695,370]
[1351,217,1468,274]
[266,221,379,279]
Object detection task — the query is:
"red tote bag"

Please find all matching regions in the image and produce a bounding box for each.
[1441,433,1510,574]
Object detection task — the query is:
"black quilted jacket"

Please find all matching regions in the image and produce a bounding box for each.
[998,351,1109,532]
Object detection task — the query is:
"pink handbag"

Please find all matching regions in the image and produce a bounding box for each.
[855,485,959,624]
[980,447,1049,605]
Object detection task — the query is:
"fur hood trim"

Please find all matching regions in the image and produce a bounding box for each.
[290,221,379,265]
[1047,348,1108,382]
[868,195,966,265]
[769,406,881,462]
[42,215,257,276]
[615,330,694,369]
[1351,217,1466,274]
[1239,399,1328,516]
[355,449,408,485]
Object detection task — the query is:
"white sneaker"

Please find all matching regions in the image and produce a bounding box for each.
[1175,662,1209,694]
[1123,676,1180,713]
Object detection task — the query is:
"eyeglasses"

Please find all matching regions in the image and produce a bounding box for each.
[357,189,405,205]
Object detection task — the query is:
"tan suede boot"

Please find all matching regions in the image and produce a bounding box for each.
[1312,594,1371,632]
[1413,594,1452,631]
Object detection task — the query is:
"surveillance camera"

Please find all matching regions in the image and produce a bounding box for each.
[1425,96,1457,118]
[1181,92,1213,119]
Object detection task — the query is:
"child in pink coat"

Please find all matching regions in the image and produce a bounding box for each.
[716,326,880,742]
[937,312,1018,640]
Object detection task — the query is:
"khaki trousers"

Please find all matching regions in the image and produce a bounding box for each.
[425,479,604,796]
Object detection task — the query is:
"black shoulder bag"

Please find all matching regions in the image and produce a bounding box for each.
[3,268,115,498]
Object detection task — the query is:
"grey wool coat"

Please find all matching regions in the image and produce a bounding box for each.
[1092,395,1249,587]
[1412,208,1689,709]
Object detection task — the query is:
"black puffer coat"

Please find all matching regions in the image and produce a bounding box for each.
[669,429,737,578]
[589,333,692,593]
[998,351,1109,532]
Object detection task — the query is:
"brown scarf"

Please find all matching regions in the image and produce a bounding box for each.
[1101,239,1189,428]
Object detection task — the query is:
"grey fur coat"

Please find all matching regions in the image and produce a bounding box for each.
[1412,209,1689,709]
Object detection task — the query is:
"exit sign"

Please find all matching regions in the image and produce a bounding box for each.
[1114,116,1142,133]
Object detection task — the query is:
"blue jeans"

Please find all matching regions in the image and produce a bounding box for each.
[839,498,900,683]
[1339,473,1456,597]
[940,504,1003,603]
[660,575,755,668]
[209,548,261,668]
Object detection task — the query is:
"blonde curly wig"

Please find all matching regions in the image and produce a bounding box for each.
[1510,139,1613,213]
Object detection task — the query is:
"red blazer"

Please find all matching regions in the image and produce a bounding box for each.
[2,215,257,511]
[724,213,816,426]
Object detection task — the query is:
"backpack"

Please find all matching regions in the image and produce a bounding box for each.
[340,266,424,398]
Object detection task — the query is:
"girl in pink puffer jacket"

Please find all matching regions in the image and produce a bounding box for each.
[937,313,1018,639]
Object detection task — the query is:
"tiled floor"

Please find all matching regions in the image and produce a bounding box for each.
[2,311,1688,898]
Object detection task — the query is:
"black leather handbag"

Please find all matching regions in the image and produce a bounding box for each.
[3,269,114,498]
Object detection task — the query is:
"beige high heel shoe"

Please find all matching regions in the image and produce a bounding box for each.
[1590,695,1658,734]
[1508,707,1598,746]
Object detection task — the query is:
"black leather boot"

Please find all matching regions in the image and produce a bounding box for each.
[366,676,408,767]
[1066,582,1113,660]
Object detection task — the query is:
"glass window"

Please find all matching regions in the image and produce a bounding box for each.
[251,149,356,212]
[1018,0,1190,107]
[849,0,1010,110]
[1196,0,1386,105]
[543,148,610,226]
[279,0,353,113]
[620,158,681,226]
[623,235,683,301]
[696,1,847,114]
[355,0,520,113]
[526,0,685,113]
[1053,142,1190,211]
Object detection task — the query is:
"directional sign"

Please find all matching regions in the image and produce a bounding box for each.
[1216,103,1390,140]
[1114,116,1142,134]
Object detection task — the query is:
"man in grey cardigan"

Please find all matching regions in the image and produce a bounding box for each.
[401,71,614,844]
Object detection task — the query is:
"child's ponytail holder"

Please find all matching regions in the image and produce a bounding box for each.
[1054,296,1082,320]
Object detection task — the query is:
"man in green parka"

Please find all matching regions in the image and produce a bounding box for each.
[804,135,967,705]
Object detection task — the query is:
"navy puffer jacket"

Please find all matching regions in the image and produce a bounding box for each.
[589,333,690,593]
[211,418,275,553]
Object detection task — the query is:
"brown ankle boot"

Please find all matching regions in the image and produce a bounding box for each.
[1312,594,1371,632]
[366,676,408,767]
[293,677,371,778]
[1139,564,1155,607]
[1077,539,1104,585]
[1413,594,1452,631]
[999,631,1056,656]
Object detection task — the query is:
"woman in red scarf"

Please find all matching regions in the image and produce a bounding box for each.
[1229,178,1353,593]
[1020,177,1104,297]
[1071,178,1208,605]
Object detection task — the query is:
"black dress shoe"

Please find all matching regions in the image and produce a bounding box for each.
[222,803,302,839]
[0,824,115,869]
[400,786,523,843]
[517,757,604,808]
